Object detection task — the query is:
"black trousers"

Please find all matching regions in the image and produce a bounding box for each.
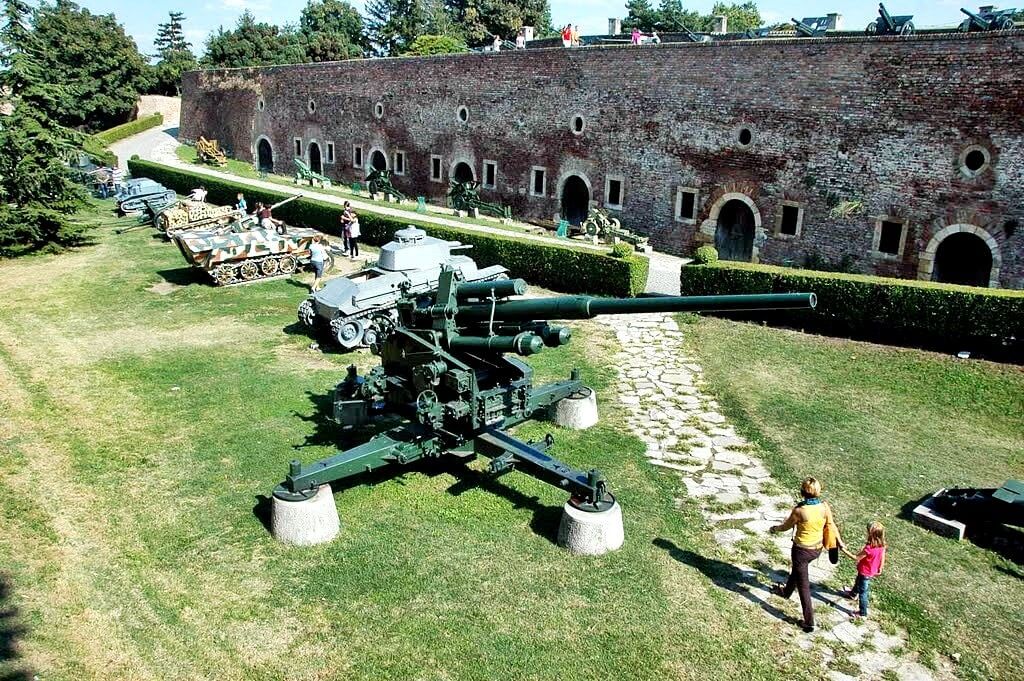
[349,236,359,256]
[782,545,821,627]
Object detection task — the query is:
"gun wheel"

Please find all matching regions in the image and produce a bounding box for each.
[239,261,260,281]
[278,255,297,274]
[260,257,280,276]
[212,264,237,286]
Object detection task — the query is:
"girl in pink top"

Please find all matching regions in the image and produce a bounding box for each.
[843,521,887,620]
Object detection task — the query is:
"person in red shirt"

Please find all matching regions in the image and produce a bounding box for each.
[843,521,887,620]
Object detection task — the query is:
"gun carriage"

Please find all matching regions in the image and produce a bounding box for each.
[447,180,512,220]
[866,3,915,35]
[791,17,831,37]
[959,6,1018,32]
[365,167,406,200]
[195,136,228,166]
[294,158,333,187]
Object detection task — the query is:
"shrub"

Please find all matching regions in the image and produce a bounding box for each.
[693,245,718,265]
[82,136,117,167]
[93,113,164,146]
[680,260,1024,359]
[128,159,650,297]
[609,242,634,258]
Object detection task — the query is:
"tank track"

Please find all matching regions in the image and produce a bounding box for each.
[209,254,300,286]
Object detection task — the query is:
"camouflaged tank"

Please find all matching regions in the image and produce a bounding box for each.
[115,178,177,214]
[173,224,334,286]
[155,200,242,236]
[297,226,508,350]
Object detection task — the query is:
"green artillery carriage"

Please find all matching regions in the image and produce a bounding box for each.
[365,168,405,201]
[959,6,1018,32]
[294,158,332,187]
[448,179,512,220]
[270,269,816,553]
[581,207,649,250]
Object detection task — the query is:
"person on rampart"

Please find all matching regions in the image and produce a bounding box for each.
[492,34,501,52]
[769,477,845,633]
[562,24,572,47]
[515,30,526,49]
[572,25,581,46]
[631,27,642,45]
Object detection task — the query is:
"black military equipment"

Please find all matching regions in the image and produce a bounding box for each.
[866,3,915,35]
[959,6,1018,32]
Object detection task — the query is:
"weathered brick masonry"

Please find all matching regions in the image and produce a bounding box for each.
[181,32,1024,288]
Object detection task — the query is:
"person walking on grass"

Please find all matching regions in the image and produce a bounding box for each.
[843,522,887,621]
[769,477,844,633]
[308,235,328,293]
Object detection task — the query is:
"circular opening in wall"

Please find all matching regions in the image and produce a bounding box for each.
[457,105,469,123]
[308,99,316,113]
[959,145,990,177]
[257,98,265,111]
[965,150,985,172]
[571,115,585,135]
[737,127,753,147]
[374,101,384,119]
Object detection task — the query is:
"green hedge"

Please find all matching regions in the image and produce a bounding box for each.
[82,136,117,167]
[94,113,164,146]
[129,159,650,297]
[680,261,1024,358]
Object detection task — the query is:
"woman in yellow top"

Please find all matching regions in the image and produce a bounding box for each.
[769,477,844,633]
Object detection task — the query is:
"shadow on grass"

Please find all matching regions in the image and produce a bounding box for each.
[157,267,205,287]
[445,464,562,546]
[0,574,32,681]
[654,538,804,627]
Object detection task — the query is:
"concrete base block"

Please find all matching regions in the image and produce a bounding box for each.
[912,492,966,540]
[552,388,598,430]
[558,500,624,555]
[271,485,341,546]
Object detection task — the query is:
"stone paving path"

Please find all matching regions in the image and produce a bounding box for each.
[603,311,953,681]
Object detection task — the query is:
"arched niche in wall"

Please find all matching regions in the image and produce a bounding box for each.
[919,224,1001,288]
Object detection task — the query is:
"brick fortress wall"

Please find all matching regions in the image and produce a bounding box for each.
[181,32,1024,288]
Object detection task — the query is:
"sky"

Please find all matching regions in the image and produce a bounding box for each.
[74,0,978,56]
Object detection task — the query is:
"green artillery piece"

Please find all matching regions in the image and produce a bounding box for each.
[581,207,649,250]
[293,158,332,187]
[791,16,831,37]
[365,167,406,201]
[866,3,915,35]
[270,269,816,553]
[448,179,512,220]
[959,6,1017,32]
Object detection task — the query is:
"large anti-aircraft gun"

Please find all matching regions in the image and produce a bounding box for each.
[271,270,816,553]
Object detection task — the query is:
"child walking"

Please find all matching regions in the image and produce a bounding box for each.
[843,521,887,620]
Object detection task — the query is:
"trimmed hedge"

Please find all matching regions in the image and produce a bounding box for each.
[83,136,117,167]
[680,261,1024,358]
[94,113,164,146]
[129,159,650,297]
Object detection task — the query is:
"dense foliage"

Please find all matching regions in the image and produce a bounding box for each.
[300,0,367,61]
[30,0,148,131]
[0,0,88,256]
[129,159,649,296]
[693,244,718,264]
[680,261,1024,360]
[402,33,468,56]
[149,11,197,96]
[625,0,762,32]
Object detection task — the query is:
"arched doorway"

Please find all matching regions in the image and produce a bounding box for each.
[308,142,322,175]
[370,150,387,171]
[256,138,273,172]
[715,199,755,261]
[932,232,993,287]
[560,175,590,226]
[452,162,474,183]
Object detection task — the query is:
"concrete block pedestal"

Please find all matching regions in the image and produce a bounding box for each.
[552,388,598,430]
[271,484,341,546]
[557,500,624,555]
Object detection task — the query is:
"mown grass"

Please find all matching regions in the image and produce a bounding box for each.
[686,317,1024,680]
[0,199,819,680]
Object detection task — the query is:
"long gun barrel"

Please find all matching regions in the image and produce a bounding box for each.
[270,194,303,211]
[455,292,816,323]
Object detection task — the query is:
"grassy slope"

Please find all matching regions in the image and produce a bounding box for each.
[686,316,1024,681]
[0,200,816,681]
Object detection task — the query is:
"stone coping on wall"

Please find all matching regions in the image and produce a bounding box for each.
[185,28,1024,76]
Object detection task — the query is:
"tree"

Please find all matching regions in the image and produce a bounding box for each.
[656,0,705,31]
[299,0,365,62]
[154,11,190,55]
[402,33,467,56]
[203,10,306,68]
[29,1,148,131]
[623,0,658,31]
[447,0,553,45]
[365,0,426,56]
[0,0,88,256]
[710,1,762,32]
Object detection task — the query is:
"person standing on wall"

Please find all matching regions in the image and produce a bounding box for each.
[631,27,642,45]
[515,29,526,49]
[572,25,581,47]
[562,24,572,47]
[492,34,501,51]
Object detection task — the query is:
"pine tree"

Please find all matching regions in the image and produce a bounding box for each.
[657,0,705,31]
[153,11,191,57]
[299,0,365,62]
[623,0,658,31]
[365,0,426,56]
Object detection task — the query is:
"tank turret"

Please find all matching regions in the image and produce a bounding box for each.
[297,226,507,350]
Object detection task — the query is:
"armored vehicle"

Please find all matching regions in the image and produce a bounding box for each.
[297,226,507,350]
[173,225,335,286]
[155,199,241,236]
[115,178,177,215]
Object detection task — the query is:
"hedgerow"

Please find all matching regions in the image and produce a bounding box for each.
[680,260,1024,358]
[94,113,164,146]
[129,159,649,296]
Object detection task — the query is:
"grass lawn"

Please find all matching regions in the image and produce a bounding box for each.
[686,317,1024,681]
[0,200,821,680]
[174,145,546,237]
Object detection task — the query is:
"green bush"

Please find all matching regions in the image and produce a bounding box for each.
[680,260,1024,359]
[129,159,650,297]
[82,136,117,167]
[609,242,634,258]
[94,113,164,146]
[693,244,718,265]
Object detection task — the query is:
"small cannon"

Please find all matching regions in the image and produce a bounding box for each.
[195,136,227,166]
[959,6,1018,32]
[447,179,512,220]
[680,26,712,43]
[293,158,332,188]
[270,269,816,553]
[365,167,405,201]
[866,3,915,35]
[581,207,648,249]
[791,16,831,37]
